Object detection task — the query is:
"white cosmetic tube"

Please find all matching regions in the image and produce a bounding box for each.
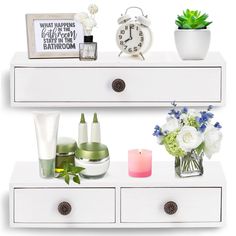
[33,112,60,178]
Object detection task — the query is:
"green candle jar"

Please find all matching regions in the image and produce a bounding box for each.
[56,137,77,173]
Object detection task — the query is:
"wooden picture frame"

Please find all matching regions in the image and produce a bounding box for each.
[26,13,84,59]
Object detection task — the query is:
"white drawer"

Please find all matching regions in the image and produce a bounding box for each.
[121,187,222,223]
[14,188,115,223]
[14,67,221,103]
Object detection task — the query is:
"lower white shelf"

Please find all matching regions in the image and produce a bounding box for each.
[9,161,226,228]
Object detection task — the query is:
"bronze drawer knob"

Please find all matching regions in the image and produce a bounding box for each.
[164,201,178,215]
[112,79,126,92]
[58,201,72,215]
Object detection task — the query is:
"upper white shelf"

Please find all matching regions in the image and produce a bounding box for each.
[10,52,226,107]
[11,51,225,67]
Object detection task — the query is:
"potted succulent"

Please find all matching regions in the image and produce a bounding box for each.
[175,9,212,60]
[153,104,222,177]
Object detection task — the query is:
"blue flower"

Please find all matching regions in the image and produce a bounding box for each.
[168,109,175,116]
[153,125,163,137]
[196,116,204,124]
[200,111,214,122]
[214,122,222,129]
[168,109,181,119]
[199,124,207,133]
[181,107,188,114]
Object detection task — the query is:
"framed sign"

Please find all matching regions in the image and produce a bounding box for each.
[26,14,84,59]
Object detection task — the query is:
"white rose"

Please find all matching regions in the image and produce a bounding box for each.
[74,12,89,23]
[162,117,179,133]
[204,126,222,158]
[88,4,98,15]
[177,126,203,152]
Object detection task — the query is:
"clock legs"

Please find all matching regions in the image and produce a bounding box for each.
[118,51,145,60]
[140,52,145,60]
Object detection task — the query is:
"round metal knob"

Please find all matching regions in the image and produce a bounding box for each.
[58,201,72,215]
[164,201,178,215]
[112,79,126,92]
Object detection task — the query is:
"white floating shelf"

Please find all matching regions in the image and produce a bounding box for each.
[10,52,226,107]
[9,161,226,228]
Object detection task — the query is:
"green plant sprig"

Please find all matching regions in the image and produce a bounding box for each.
[176,9,212,29]
[57,162,85,185]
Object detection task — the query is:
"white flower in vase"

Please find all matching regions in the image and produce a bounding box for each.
[83,18,97,35]
[177,126,203,152]
[204,126,222,158]
[162,117,179,133]
[74,4,98,36]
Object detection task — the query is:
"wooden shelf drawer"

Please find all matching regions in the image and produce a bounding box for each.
[14,188,116,223]
[121,187,222,223]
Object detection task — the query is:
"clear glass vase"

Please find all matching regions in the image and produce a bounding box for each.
[175,151,204,177]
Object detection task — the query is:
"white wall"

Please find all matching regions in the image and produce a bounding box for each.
[0,0,234,235]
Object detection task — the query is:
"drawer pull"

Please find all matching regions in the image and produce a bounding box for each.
[164,201,178,215]
[112,79,126,92]
[58,201,72,215]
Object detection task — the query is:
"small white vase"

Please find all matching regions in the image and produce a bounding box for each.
[174,29,211,60]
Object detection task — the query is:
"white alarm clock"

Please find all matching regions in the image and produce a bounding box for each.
[116,6,152,60]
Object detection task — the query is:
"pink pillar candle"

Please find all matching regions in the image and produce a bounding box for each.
[128,149,152,177]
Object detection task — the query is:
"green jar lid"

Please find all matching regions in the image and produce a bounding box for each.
[57,137,77,154]
[75,142,109,161]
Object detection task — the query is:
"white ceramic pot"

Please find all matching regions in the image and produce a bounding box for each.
[174,29,211,60]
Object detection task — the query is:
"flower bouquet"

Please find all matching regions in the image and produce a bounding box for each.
[153,104,222,177]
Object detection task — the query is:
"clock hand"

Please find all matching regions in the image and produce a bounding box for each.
[129,25,132,39]
[124,38,131,43]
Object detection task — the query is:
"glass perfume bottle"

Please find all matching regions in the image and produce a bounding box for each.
[79,35,97,61]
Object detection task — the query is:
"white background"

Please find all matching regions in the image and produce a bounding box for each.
[0,0,234,235]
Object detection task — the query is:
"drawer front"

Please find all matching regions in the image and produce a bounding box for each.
[121,187,221,223]
[14,67,221,103]
[14,188,115,223]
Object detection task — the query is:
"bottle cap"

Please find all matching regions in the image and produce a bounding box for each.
[84,35,93,42]
[93,113,98,123]
[80,113,86,123]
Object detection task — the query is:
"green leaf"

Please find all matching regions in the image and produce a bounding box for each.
[57,163,84,185]
[73,175,80,184]
[73,166,85,173]
[205,21,212,27]
[182,23,192,29]
[57,172,66,178]
[175,21,181,27]
[64,174,70,185]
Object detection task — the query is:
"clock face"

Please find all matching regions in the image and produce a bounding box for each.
[116,23,144,55]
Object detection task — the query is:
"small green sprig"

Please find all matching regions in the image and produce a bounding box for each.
[57,162,85,185]
[176,9,212,29]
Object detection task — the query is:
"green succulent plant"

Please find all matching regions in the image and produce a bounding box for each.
[176,9,212,29]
